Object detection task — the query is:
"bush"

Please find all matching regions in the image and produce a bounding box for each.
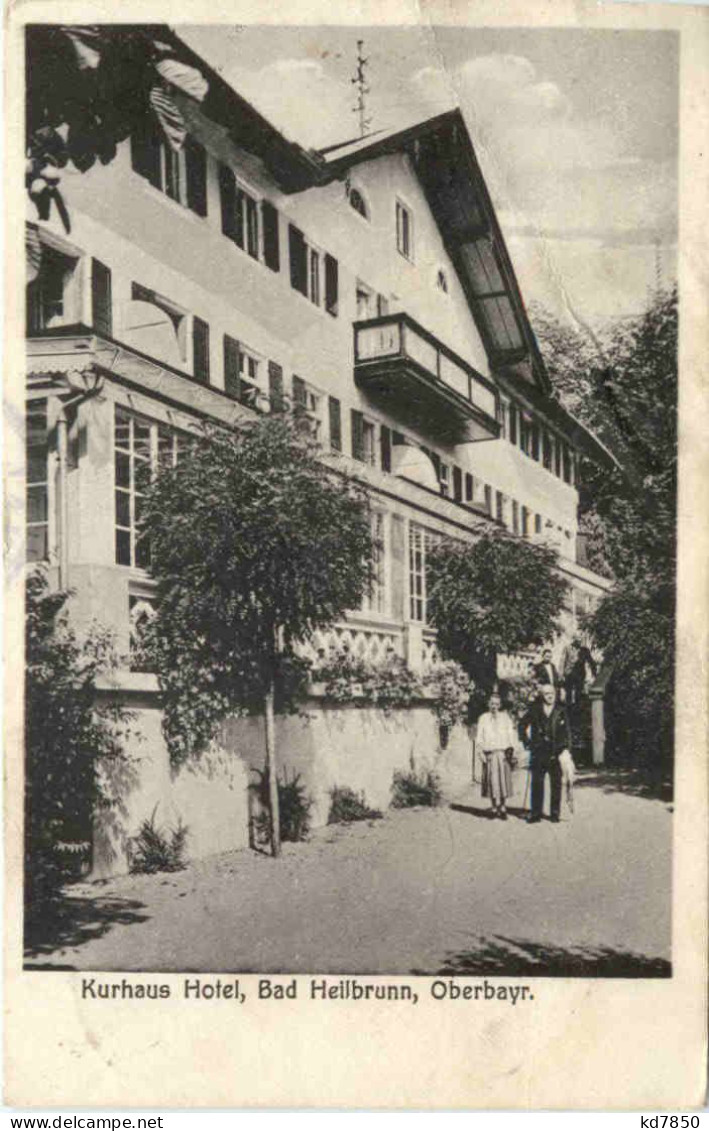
[391,763,443,808]
[328,786,382,824]
[254,769,313,845]
[312,644,422,714]
[129,806,189,874]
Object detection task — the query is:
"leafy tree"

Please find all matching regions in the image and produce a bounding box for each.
[141,415,373,856]
[25,25,207,233]
[532,288,678,772]
[426,529,569,712]
[25,569,130,906]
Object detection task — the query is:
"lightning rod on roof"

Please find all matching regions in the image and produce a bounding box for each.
[351,39,372,138]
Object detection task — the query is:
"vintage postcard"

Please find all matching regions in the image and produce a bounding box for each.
[4,0,708,1110]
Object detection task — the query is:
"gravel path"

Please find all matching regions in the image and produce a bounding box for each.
[26,775,672,976]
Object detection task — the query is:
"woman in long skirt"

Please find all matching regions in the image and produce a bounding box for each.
[476,690,517,820]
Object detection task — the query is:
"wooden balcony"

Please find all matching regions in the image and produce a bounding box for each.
[354,313,500,444]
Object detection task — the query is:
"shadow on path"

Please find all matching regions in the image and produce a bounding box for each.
[413,934,671,978]
[575,768,673,804]
[24,891,150,965]
[450,803,531,822]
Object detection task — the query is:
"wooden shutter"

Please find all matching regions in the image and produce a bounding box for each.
[131,114,161,188]
[268,361,284,413]
[328,397,342,452]
[380,425,391,471]
[324,253,339,316]
[262,201,280,272]
[223,334,240,399]
[465,472,474,503]
[219,163,237,240]
[289,225,307,295]
[453,466,463,502]
[91,259,112,337]
[351,410,364,462]
[292,374,307,408]
[509,404,517,445]
[185,138,207,217]
[193,317,210,383]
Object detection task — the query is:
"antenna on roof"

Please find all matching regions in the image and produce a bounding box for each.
[351,39,372,138]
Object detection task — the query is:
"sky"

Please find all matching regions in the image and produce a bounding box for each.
[180,25,678,327]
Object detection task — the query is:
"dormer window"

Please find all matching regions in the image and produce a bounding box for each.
[349,188,369,220]
[436,269,449,294]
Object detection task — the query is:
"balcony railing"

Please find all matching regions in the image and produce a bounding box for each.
[354,313,499,443]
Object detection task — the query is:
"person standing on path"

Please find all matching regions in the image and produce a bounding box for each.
[476,690,517,820]
[520,684,573,823]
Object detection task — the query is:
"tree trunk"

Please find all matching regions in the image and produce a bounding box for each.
[264,674,281,857]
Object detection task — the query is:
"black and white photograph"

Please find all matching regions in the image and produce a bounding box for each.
[17,16,682,986]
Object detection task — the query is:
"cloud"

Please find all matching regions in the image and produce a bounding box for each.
[228,58,354,148]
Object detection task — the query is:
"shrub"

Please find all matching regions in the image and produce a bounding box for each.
[328,786,382,824]
[391,763,443,808]
[424,661,475,730]
[129,806,189,874]
[254,769,313,845]
[312,644,422,713]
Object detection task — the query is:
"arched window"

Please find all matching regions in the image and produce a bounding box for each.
[349,188,369,220]
[436,268,449,294]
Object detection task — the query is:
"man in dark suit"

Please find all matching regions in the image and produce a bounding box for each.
[520,684,572,823]
[534,647,561,690]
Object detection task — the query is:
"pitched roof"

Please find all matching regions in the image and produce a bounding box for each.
[319,109,551,396]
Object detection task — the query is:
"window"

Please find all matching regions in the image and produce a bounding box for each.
[362,512,388,616]
[223,335,268,409]
[26,400,48,562]
[498,400,507,440]
[218,164,261,260]
[484,484,492,514]
[114,407,183,569]
[292,376,323,438]
[436,269,449,294]
[555,437,562,478]
[268,361,284,413]
[349,188,368,219]
[289,225,338,316]
[521,506,529,537]
[464,473,474,504]
[512,500,519,535]
[131,118,207,216]
[351,410,376,465]
[27,246,79,333]
[496,491,504,523]
[329,396,342,452]
[356,281,374,320]
[309,249,320,307]
[535,513,542,534]
[396,200,413,260]
[408,524,438,623]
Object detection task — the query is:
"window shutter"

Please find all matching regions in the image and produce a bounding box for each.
[218,163,237,240]
[223,335,240,399]
[131,114,161,188]
[453,466,463,502]
[193,317,210,383]
[380,424,391,471]
[262,201,280,272]
[292,374,307,408]
[268,361,284,413]
[324,253,339,316]
[328,397,342,452]
[91,259,112,337]
[509,404,517,445]
[289,225,307,295]
[351,410,364,462]
[185,138,207,217]
[465,472,474,503]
